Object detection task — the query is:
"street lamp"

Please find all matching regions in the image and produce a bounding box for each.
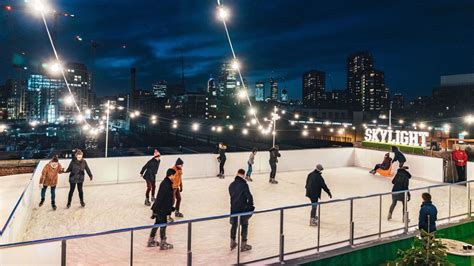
[105,100,111,158]
[270,106,281,147]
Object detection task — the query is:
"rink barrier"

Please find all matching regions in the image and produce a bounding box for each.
[0,163,38,238]
[1,180,473,265]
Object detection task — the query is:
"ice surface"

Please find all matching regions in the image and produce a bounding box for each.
[7,167,469,265]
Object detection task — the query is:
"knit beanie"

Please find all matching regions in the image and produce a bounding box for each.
[166,168,176,177]
[176,158,184,166]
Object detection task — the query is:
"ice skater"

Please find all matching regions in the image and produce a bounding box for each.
[148,168,176,250]
[391,146,406,168]
[171,158,184,218]
[369,153,392,175]
[64,150,93,208]
[269,145,281,184]
[39,156,63,210]
[140,152,161,206]
[229,169,254,252]
[387,166,411,221]
[217,142,227,178]
[452,144,468,183]
[418,193,438,233]
[305,164,332,226]
[245,148,257,182]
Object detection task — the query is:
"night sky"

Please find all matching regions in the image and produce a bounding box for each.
[1,0,473,99]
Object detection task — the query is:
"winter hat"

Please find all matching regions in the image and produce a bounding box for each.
[153,149,161,157]
[166,168,176,177]
[316,164,324,172]
[176,158,184,166]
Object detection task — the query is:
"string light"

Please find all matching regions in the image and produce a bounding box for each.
[228,125,234,130]
[242,128,248,135]
[302,130,308,136]
[192,123,200,131]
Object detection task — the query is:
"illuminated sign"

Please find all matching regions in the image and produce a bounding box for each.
[365,129,430,147]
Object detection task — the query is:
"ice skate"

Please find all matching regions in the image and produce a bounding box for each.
[52,203,57,211]
[174,211,184,218]
[387,212,392,221]
[147,237,159,247]
[66,202,71,209]
[144,199,151,206]
[80,202,86,207]
[151,197,155,202]
[167,216,174,223]
[240,241,252,252]
[160,238,173,250]
[39,199,45,207]
[230,240,237,250]
[310,218,318,226]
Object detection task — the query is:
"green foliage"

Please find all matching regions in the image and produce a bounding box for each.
[394,230,451,266]
[362,141,425,155]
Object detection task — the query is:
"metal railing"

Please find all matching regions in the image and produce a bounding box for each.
[0,180,473,265]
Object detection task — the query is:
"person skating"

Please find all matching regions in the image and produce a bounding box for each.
[305,164,332,226]
[245,148,257,182]
[229,169,255,252]
[217,143,227,178]
[418,193,438,233]
[269,145,281,184]
[39,156,63,210]
[387,166,411,221]
[64,150,93,208]
[391,146,406,168]
[171,158,184,218]
[140,152,161,206]
[148,168,176,250]
[369,153,392,174]
[452,144,468,183]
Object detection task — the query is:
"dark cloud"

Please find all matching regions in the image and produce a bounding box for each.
[0,0,473,99]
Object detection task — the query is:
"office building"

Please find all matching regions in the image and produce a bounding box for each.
[152,81,167,98]
[270,77,278,101]
[255,81,265,102]
[302,70,326,107]
[347,52,374,110]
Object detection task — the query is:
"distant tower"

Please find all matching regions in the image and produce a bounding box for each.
[281,88,289,103]
[255,81,265,102]
[270,77,278,101]
[302,70,326,107]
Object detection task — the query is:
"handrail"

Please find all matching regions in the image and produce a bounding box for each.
[1,179,471,249]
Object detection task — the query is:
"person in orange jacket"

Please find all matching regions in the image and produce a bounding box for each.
[171,158,184,218]
[39,156,63,210]
[452,144,468,183]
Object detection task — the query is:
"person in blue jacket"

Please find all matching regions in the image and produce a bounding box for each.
[418,193,438,233]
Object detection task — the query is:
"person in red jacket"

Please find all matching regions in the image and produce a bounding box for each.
[452,144,468,183]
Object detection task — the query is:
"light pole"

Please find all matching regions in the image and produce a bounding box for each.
[271,106,281,147]
[389,101,393,128]
[105,100,110,158]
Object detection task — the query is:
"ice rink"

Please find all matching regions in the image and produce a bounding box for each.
[11,166,468,265]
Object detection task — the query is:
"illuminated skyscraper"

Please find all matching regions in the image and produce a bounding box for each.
[255,81,265,102]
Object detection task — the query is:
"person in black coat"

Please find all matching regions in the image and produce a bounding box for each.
[305,164,332,226]
[64,149,93,208]
[370,153,392,174]
[269,145,281,184]
[217,143,227,178]
[140,153,161,206]
[418,193,438,233]
[392,146,406,167]
[229,169,255,252]
[148,168,176,250]
[388,166,411,220]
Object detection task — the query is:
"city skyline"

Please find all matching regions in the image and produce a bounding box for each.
[0,0,473,99]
